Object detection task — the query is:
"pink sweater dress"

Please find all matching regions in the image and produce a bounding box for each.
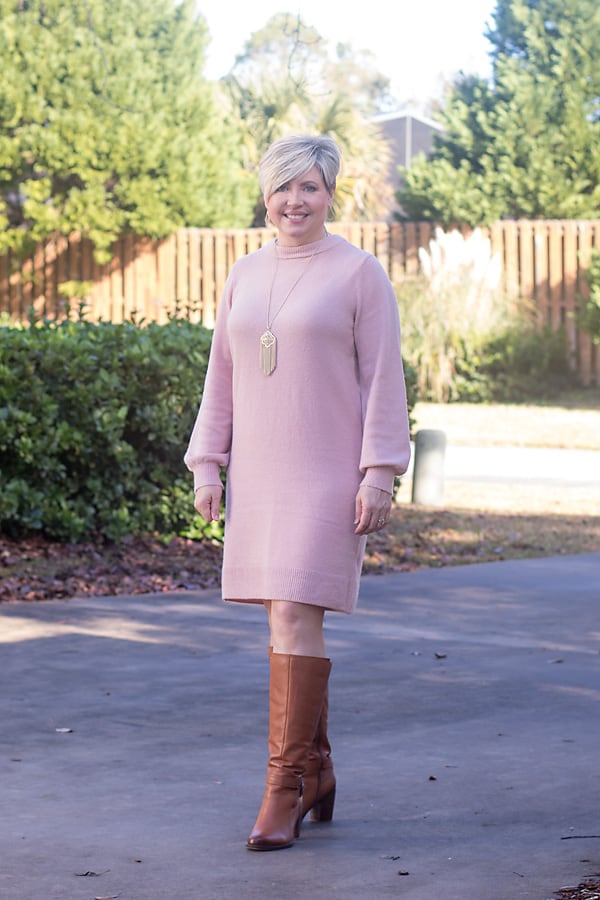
[184,232,411,614]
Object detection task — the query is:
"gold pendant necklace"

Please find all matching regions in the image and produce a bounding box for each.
[259,252,315,376]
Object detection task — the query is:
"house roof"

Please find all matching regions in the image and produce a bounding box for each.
[371,108,444,132]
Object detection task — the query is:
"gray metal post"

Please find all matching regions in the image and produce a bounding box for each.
[411,429,447,506]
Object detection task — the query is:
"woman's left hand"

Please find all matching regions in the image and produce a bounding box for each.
[354,485,393,535]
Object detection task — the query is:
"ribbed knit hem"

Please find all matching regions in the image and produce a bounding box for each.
[222,563,364,614]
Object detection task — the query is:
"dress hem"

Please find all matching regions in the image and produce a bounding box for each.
[223,596,354,615]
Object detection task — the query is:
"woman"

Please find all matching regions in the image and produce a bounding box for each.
[184,134,411,851]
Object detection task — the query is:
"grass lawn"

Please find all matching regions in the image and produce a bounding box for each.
[412,390,600,450]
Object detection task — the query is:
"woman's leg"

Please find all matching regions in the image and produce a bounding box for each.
[267,599,326,657]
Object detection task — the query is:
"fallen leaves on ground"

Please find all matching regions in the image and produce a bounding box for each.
[1,506,599,603]
[362,506,600,574]
[550,879,600,899]
[0,533,223,603]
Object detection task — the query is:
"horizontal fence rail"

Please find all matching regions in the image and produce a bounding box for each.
[1,220,599,384]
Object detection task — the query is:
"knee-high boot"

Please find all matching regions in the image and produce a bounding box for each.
[301,683,336,822]
[246,652,331,851]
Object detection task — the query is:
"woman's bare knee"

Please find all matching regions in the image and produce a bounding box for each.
[269,601,325,657]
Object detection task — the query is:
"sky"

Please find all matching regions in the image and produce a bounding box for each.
[197,0,497,110]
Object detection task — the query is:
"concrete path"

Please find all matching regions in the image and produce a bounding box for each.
[406,442,600,488]
[1,553,599,900]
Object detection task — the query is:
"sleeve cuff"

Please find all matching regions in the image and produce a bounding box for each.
[360,466,396,494]
[191,462,223,492]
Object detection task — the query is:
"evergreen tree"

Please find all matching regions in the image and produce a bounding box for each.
[398,0,600,224]
[0,0,254,259]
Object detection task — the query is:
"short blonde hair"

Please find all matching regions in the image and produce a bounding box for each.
[259,134,341,200]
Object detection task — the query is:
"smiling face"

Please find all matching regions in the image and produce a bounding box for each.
[265,165,334,247]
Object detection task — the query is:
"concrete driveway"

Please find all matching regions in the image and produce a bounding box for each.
[1,553,599,900]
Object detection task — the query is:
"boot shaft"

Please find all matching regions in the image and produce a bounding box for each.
[267,652,331,783]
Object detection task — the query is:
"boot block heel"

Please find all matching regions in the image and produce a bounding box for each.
[310,785,336,823]
[294,809,302,839]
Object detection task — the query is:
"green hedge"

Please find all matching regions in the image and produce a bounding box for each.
[1,317,418,543]
[0,317,215,541]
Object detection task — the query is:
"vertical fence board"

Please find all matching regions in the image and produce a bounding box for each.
[245,229,262,254]
[374,222,390,276]
[121,235,136,322]
[361,223,376,255]
[176,230,189,313]
[54,234,69,320]
[33,241,46,317]
[562,221,580,370]
[232,231,247,265]
[417,222,434,256]
[43,237,57,318]
[109,238,124,323]
[532,223,550,325]
[0,250,9,318]
[188,229,202,322]
[80,238,93,320]
[91,251,111,322]
[576,222,594,385]
[403,223,419,277]
[214,232,228,318]
[502,222,520,299]
[8,256,19,319]
[200,231,216,328]
[21,255,34,318]
[388,223,405,281]
[548,221,563,329]
[518,221,535,307]
[156,233,176,324]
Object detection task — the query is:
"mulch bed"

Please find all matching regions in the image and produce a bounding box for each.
[0,533,223,603]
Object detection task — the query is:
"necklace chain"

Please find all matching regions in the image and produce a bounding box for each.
[259,252,315,376]
[266,253,315,330]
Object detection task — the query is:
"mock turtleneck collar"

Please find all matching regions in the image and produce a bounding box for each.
[272,232,336,259]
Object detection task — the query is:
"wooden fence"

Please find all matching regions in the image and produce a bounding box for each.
[1,220,599,384]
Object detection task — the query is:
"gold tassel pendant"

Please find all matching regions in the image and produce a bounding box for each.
[259,330,277,376]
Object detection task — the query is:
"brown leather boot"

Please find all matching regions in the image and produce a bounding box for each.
[301,684,336,822]
[246,652,331,851]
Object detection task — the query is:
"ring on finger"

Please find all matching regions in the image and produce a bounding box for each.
[377,518,386,526]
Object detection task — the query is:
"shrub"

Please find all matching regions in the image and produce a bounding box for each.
[475,323,578,402]
[0,316,215,541]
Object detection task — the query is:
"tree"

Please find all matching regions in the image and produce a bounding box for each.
[397,0,600,224]
[0,0,254,260]
[222,13,395,223]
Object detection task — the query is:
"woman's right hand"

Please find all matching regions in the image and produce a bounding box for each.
[194,484,223,523]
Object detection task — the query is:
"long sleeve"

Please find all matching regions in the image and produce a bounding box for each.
[354,255,411,494]
[183,277,234,491]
